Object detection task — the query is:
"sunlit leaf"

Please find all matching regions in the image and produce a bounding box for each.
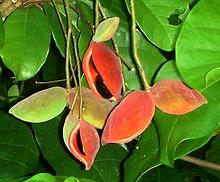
[125,0,189,51]
[176,0,220,89]
[0,7,51,80]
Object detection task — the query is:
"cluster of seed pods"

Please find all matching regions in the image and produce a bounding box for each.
[63,18,207,170]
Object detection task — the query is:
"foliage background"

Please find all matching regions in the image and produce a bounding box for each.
[0,0,220,181]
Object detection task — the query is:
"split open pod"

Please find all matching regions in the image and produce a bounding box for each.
[63,87,115,169]
[82,42,123,101]
[102,91,155,144]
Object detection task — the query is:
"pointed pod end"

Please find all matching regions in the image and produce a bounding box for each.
[92,17,120,43]
[150,80,208,115]
[67,119,100,170]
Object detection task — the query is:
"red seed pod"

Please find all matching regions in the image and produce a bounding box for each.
[63,115,100,170]
[102,91,155,144]
[69,120,100,170]
[82,42,123,101]
[150,80,208,115]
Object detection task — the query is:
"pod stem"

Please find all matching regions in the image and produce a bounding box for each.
[130,0,151,91]
[63,0,83,118]
[95,0,99,27]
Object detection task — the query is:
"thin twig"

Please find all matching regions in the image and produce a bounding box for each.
[181,155,220,172]
[70,63,78,87]
[51,0,67,37]
[98,2,135,70]
[63,0,83,118]
[71,31,83,119]
[65,28,71,90]
[95,0,99,27]
[35,79,66,84]
[130,0,150,91]
[19,81,25,95]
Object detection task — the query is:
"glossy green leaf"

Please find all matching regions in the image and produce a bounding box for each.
[139,166,183,182]
[124,124,160,182]
[43,3,66,57]
[76,0,94,27]
[92,17,120,42]
[32,116,128,182]
[99,0,166,90]
[154,79,220,166]
[0,112,39,178]
[0,15,4,49]
[8,84,20,103]
[0,7,51,80]
[78,18,93,60]
[206,67,220,86]
[76,0,93,60]
[125,0,189,51]
[205,136,220,178]
[21,173,95,182]
[154,60,182,82]
[176,0,220,89]
[9,87,67,123]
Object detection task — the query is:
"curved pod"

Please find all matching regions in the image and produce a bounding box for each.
[102,91,155,144]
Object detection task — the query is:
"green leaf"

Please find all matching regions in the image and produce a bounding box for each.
[0,112,39,178]
[99,0,166,90]
[21,173,95,182]
[176,0,220,89]
[43,3,66,57]
[154,60,182,82]
[76,0,93,60]
[125,0,189,51]
[76,0,93,27]
[78,18,93,60]
[206,67,220,86]
[9,87,67,123]
[8,84,20,103]
[124,124,161,182]
[138,166,183,182]
[154,80,220,166]
[0,7,51,81]
[0,14,4,49]
[205,136,220,178]
[32,116,128,182]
